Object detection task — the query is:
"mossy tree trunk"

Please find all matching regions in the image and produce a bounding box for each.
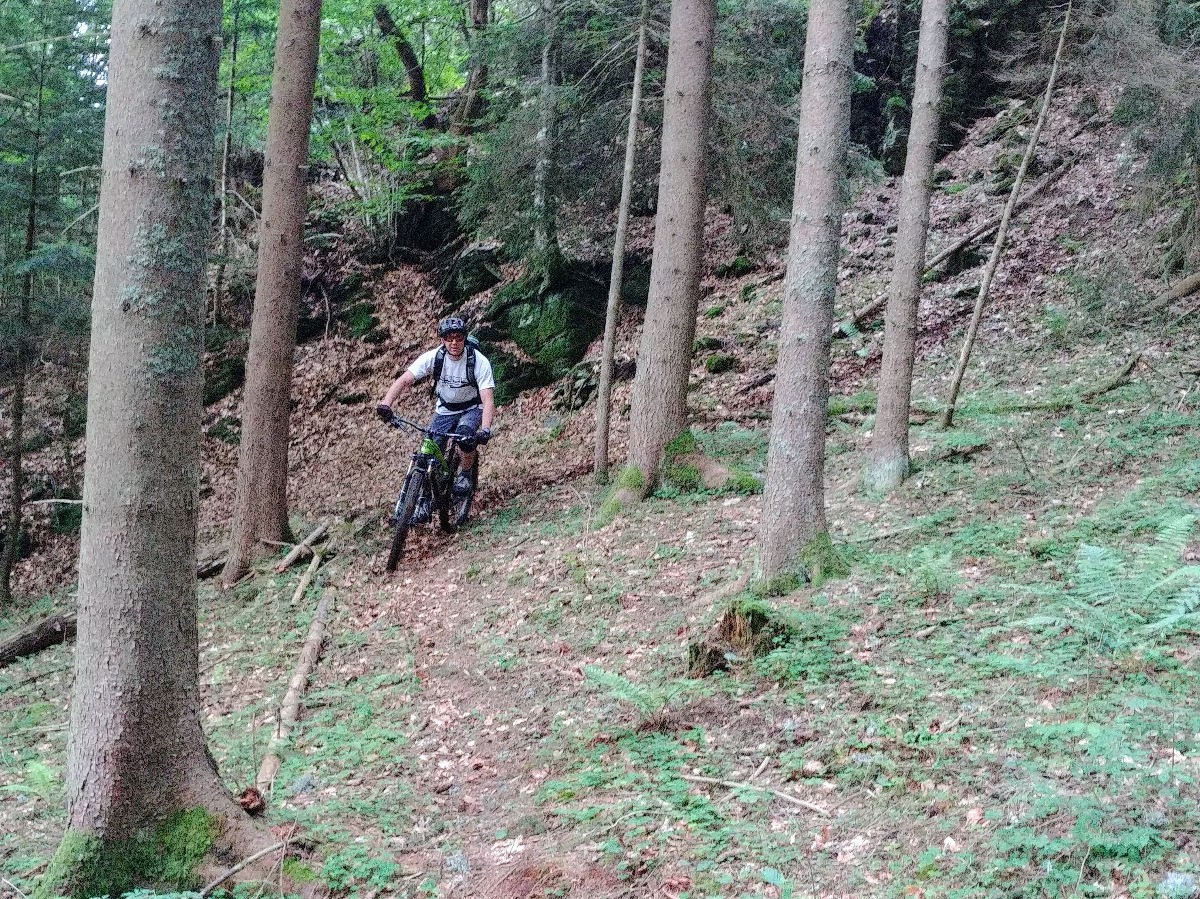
[594,3,649,482]
[865,0,949,492]
[40,0,274,891]
[759,0,854,579]
[450,0,489,136]
[222,0,323,585]
[625,0,715,493]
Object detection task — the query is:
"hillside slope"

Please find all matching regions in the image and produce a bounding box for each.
[5,89,1200,898]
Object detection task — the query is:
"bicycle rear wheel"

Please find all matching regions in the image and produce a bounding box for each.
[386,470,425,572]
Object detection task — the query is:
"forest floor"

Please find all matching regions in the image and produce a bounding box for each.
[5,91,1200,899]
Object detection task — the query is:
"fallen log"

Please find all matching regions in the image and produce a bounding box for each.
[1143,273,1200,317]
[0,613,77,668]
[256,588,334,794]
[272,520,330,573]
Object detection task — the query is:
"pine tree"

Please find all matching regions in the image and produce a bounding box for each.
[864,0,950,492]
[624,0,716,493]
[222,0,324,585]
[39,0,274,888]
[759,0,855,579]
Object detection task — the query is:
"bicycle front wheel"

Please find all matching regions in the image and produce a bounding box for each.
[440,460,476,533]
[386,470,425,572]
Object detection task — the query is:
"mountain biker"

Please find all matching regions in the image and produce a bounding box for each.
[376,317,495,512]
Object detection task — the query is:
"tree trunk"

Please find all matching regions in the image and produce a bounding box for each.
[222,0,323,585]
[864,0,950,492]
[41,0,274,890]
[532,0,558,260]
[624,0,716,492]
[450,0,489,136]
[1,60,42,609]
[594,8,649,482]
[374,4,435,127]
[759,0,855,580]
[212,0,241,327]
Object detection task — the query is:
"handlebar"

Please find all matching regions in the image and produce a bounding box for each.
[379,407,491,444]
[385,413,455,439]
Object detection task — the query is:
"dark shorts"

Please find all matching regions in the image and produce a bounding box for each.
[428,406,483,451]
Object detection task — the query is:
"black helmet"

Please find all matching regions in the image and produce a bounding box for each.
[438,316,467,337]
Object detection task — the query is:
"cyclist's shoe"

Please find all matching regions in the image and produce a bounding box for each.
[453,472,473,496]
[410,496,431,525]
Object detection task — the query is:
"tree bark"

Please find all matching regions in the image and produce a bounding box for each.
[759,0,855,579]
[0,53,43,609]
[374,5,431,108]
[940,2,1070,429]
[42,0,274,889]
[625,0,716,491]
[532,0,559,261]
[450,0,490,136]
[864,0,950,491]
[212,0,241,327]
[222,0,324,585]
[594,7,649,482]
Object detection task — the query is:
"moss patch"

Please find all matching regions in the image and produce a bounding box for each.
[37,808,219,899]
[800,532,850,588]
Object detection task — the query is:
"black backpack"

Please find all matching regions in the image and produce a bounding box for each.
[431,337,480,411]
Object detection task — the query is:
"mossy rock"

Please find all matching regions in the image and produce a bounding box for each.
[483,343,556,406]
[482,262,607,390]
[714,254,756,278]
[694,336,723,352]
[705,353,738,375]
[439,241,504,305]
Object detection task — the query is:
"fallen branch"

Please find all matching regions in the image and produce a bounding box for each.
[941,2,1072,427]
[198,841,286,898]
[256,588,334,793]
[0,613,77,669]
[922,157,1073,274]
[272,520,330,573]
[1144,272,1200,317]
[680,774,832,816]
[1079,353,1139,401]
[832,158,1074,339]
[289,552,323,606]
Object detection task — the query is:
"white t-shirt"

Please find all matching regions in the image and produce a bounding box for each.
[408,346,495,415]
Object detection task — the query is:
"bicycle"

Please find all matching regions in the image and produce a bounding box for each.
[382,413,482,572]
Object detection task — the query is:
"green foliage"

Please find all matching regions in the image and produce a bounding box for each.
[322,844,402,894]
[755,602,863,684]
[663,429,698,460]
[1024,515,1200,655]
[1,759,61,804]
[615,464,645,491]
[704,353,738,374]
[583,665,688,721]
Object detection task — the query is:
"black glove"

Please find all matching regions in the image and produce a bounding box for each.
[376,404,393,423]
[476,427,491,445]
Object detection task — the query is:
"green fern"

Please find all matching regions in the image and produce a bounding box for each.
[583,665,685,720]
[1024,515,1200,652]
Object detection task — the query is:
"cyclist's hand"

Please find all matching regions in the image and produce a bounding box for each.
[476,427,491,445]
[376,403,393,423]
